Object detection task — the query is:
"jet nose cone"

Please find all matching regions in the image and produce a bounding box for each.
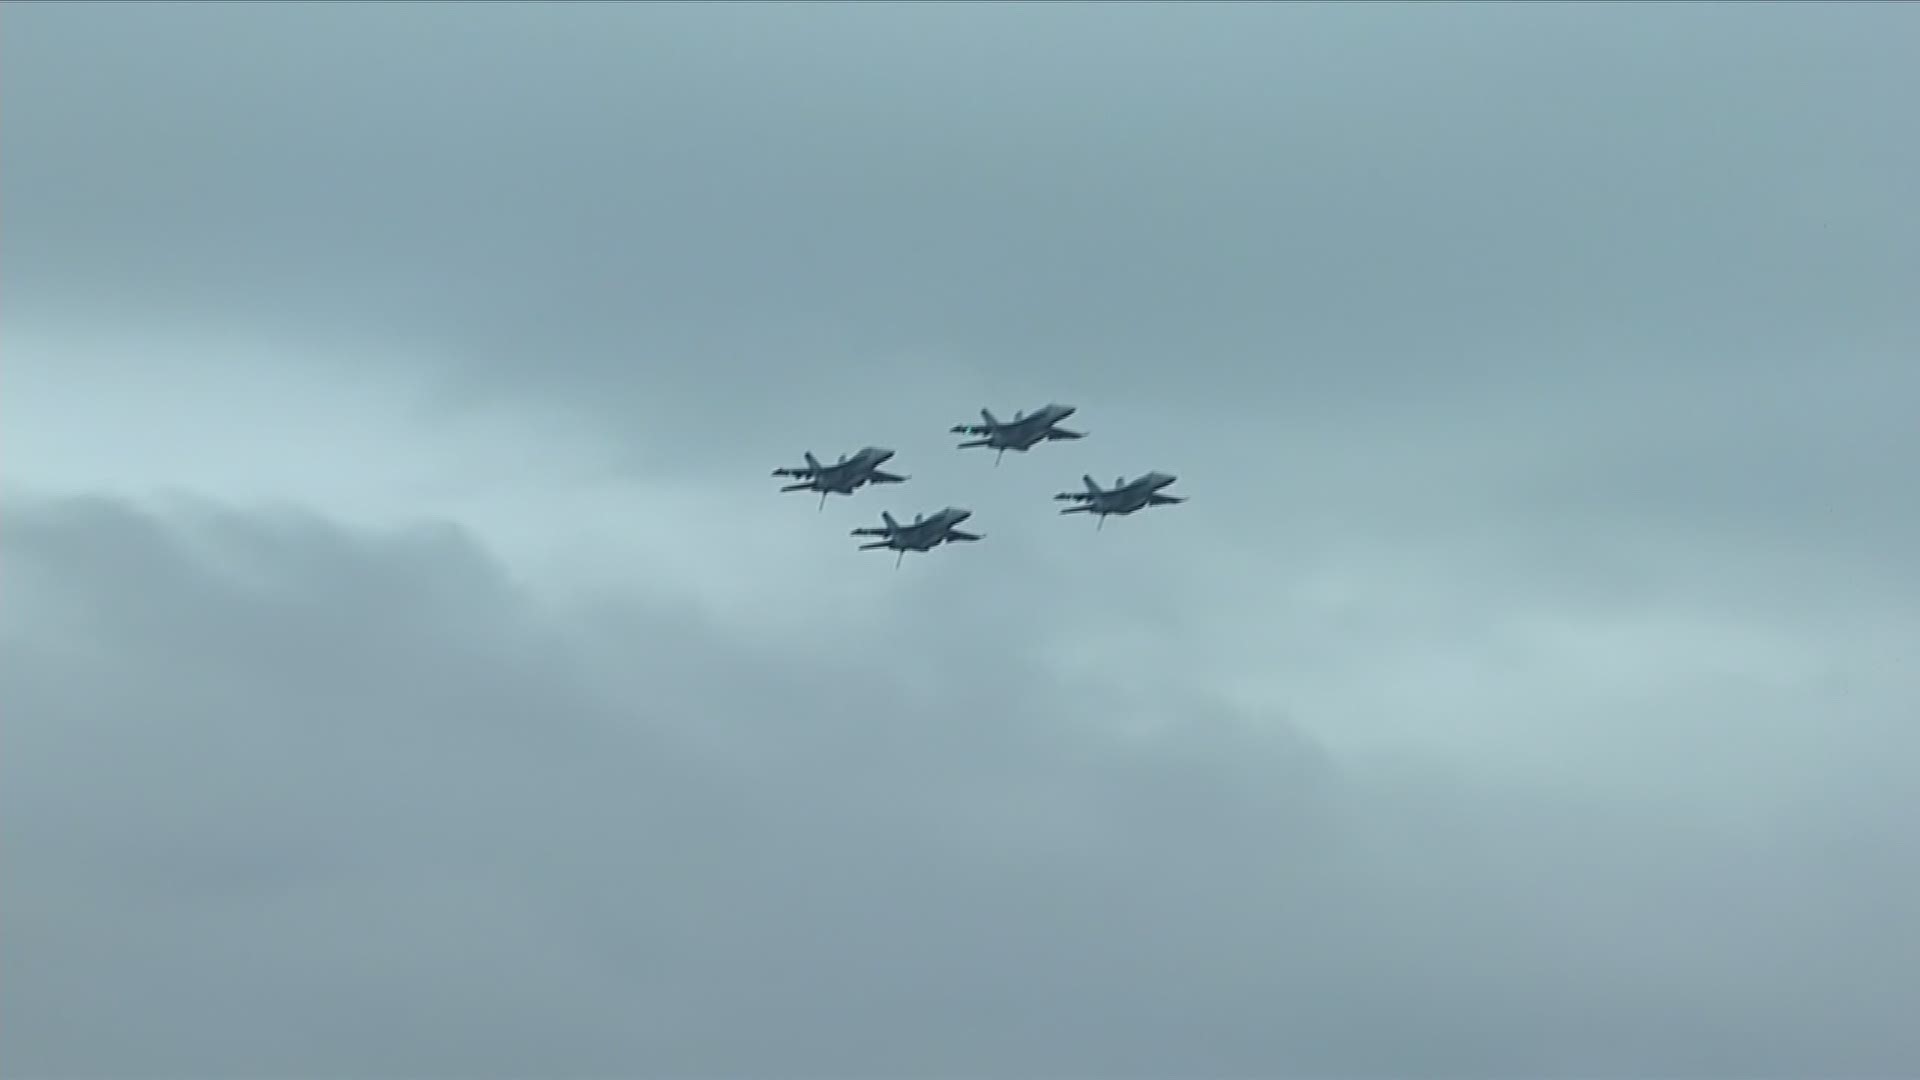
[874,448,895,460]
[951,508,972,521]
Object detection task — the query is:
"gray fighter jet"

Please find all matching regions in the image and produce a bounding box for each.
[1053,472,1186,529]
[772,447,909,510]
[850,507,984,568]
[950,403,1086,464]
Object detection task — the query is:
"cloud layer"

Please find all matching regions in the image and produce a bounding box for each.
[5,3,1918,1076]
[6,493,1917,1077]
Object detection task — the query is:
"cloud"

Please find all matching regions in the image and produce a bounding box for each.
[5,493,1916,1078]
[7,2,1916,443]
[5,4,1920,1076]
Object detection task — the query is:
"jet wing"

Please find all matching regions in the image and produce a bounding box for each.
[868,470,908,484]
[1147,493,1185,505]
[945,529,983,542]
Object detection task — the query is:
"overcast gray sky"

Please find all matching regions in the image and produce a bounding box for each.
[4,2,1918,1077]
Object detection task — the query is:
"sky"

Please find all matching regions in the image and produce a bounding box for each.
[4,2,1918,1076]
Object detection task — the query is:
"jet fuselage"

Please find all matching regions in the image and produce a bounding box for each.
[773,447,905,505]
[952,404,1085,458]
[987,405,1076,450]
[1056,471,1183,523]
[1101,471,1178,513]
[890,507,973,550]
[850,507,982,563]
[811,447,894,492]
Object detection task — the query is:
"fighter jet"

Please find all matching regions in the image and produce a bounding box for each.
[950,403,1086,464]
[849,507,984,568]
[1053,472,1186,529]
[771,447,909,510]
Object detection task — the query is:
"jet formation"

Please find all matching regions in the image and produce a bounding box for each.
[772,403,1186,567]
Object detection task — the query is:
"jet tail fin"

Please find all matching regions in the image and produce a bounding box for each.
[1083,474,1101,493]
[881,511,899,530]
[804,451,821,469]
[980,408,1001,427]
